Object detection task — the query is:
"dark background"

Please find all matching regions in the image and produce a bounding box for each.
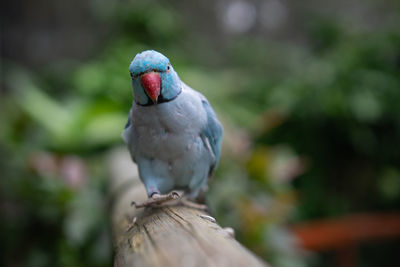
[1,0,400,266]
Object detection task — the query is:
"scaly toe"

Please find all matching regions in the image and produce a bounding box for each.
[131,191,181,209]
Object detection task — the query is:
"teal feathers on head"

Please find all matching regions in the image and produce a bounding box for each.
[129,50,181,106]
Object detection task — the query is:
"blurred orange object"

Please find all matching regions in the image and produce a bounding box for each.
[291,213,400,267]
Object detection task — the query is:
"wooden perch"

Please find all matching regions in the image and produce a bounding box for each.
[109,149,268,267]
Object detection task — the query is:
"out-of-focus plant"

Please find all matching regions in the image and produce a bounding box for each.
[2,1,400,267]
[209,19,400,266]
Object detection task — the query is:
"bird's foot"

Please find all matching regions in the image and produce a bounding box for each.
[178,198,208,211]
[131,191,180,208]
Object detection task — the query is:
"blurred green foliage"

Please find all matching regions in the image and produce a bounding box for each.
[1,1,400,267]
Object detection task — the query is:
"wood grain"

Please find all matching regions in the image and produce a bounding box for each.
[109,154,268,267]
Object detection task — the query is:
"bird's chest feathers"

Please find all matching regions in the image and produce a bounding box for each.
[132,95,206,158]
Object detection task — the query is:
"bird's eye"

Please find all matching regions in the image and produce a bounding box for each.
[130,72,133,77]
[167,65,170,70]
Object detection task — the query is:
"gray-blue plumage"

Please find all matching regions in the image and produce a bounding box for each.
[123,50,223,199]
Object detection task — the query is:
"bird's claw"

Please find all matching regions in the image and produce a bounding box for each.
[179,198,208,211]
[131,191,181,208]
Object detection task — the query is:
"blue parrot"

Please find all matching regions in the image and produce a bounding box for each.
[122,50,223,208]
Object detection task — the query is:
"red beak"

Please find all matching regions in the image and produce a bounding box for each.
[141,72,161,103]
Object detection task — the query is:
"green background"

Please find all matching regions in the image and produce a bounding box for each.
[1,0,400,266]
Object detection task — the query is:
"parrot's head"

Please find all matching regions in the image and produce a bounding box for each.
[129,50,181,106]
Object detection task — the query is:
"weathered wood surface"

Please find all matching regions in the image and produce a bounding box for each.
[109,149,268,267]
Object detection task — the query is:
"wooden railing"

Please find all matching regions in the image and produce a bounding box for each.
[109,159,269,267]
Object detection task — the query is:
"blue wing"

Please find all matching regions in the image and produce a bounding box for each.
[122,109,132,144]
[124,115,131,129]
[201,99,223,177]
[122,108,137,163]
